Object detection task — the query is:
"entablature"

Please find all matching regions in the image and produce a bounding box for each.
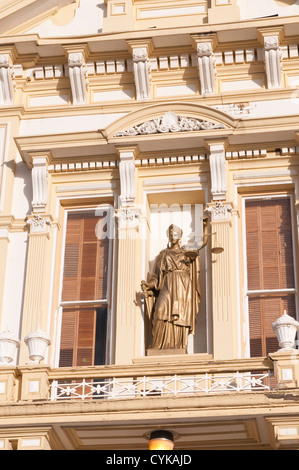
[15,103,299,168]
[1,19,299,111]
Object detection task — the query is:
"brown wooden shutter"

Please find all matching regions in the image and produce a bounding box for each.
[61,212,109,302]
[59,308,97,367]
[61,215,81,302]
[59,308,76,367]
[245,198,296,357]
[76,309,97,366]
[59,211,110,367]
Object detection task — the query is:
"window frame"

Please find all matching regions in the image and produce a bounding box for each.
[242,193,299,357]
[56,205,114,367]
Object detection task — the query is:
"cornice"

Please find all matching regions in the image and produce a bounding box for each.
[15,130,110,167]
[2,14,299,56]
[14,109,299,171]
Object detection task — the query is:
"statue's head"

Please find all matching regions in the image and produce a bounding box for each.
[167,224,183,242]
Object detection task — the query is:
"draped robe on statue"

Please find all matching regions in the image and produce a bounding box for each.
[143,245,201,350]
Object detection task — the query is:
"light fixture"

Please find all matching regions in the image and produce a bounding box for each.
[148,430,174,450]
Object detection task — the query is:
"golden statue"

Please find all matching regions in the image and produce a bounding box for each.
[140,221,208,351]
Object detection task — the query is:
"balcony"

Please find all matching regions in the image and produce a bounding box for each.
[1,352,299,404]
[1,351,299,449]
[49,356,273,401]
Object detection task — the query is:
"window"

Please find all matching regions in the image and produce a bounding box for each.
[59,211,110,367]
[245,196,297,357]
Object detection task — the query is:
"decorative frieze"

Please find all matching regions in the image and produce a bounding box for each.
[115,111,225,137]
[24,41,299,82]
[135,154,208,167]
[48,160,117,173]
[47,148,272,175]
[226,149,267,159]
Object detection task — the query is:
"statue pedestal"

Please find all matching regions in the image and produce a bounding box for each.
[146,348,187,356]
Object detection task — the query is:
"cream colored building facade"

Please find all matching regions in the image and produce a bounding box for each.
[1,0,299,450]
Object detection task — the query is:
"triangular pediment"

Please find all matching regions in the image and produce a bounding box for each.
[0,0,76,36]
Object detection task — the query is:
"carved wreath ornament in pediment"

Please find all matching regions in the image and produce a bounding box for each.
[114,111,226,136]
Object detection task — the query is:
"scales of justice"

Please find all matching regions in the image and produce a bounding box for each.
[139,217,223,355]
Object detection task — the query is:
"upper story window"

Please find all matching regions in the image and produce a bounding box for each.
[58,210,111,367]
[244,196,297,357]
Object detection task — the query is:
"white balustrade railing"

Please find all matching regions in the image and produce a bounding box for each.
[50,371,272,401]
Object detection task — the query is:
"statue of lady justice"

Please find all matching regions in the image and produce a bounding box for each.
[140,220,208,351]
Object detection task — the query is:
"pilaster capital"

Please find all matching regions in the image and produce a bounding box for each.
[25,214,52,235]
[115,145,139,161]
[0,45,18,65]
[115,207,143,231]
[257,26,284,47]
[126,39,154,58]
[205,138,229,153]
[62,43,91,63]
[191,33,218,53]
[206,201,233,223]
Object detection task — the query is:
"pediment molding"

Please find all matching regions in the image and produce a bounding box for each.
[114,111,226,137]
[105,102,237,140]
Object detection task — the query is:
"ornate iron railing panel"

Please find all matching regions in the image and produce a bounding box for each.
[50,371,272,401]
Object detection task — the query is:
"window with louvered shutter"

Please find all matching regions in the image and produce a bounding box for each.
[59,211,110,367]
[245,197,297,357]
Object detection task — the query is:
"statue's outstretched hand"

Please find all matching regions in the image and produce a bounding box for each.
[184,250,198,259]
